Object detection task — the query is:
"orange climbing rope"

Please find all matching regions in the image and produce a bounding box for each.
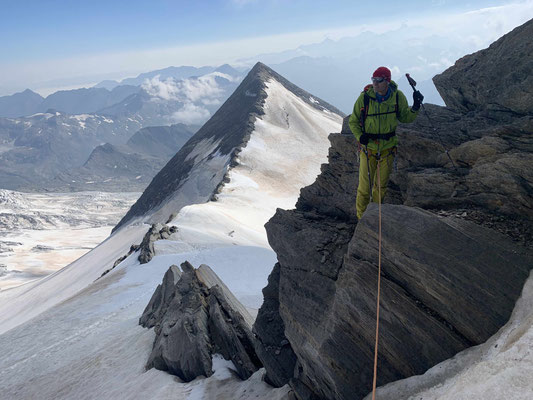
[371,156,383,400]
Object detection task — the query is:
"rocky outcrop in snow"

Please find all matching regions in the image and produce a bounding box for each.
[141,262,262,381]
[138,224,178,264]
[254,19,533,400]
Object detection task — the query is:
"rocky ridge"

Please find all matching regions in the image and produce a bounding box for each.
[140,262,262,381]
[253,19,533,400]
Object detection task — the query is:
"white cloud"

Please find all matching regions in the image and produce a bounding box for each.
[141,75,181,100]
[180,75,225,102]
[141,74,225,102]
[171,103,211,125]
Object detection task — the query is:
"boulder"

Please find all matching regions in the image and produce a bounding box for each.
[142,261,262,382]
[145,261,212,381]
[139,264,181,328]
[433,19,533,115]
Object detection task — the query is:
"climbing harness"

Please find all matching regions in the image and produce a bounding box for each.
[405,73,458,171]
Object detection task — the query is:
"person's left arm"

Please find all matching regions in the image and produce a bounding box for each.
[397,90,419,123]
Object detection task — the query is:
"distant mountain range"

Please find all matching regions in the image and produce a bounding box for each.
[42,124,195,192]
[0,64,243,119]
[0,65,243,191]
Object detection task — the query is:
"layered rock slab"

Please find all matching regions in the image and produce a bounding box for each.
[140,261,262,381]
[263,204,532,400]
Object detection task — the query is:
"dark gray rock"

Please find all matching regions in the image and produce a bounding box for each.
[146,261,212,381]
[264,204,532,400]
[138,224,178,264]
[142,262,262,382]
[256,25,533,398]
[433,19,533,115]
[208,286,261,380]
[139,265,181,328]
[99,244,140,278]
[252,263,297,387]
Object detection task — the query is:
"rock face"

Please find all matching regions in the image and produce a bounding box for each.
[252,263,297,387]
[433,19,533,115]
[254,20,533,400]
[140,262,262,381]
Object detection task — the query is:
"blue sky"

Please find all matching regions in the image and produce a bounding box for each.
[2,0,506,59]
[0,0,531,95]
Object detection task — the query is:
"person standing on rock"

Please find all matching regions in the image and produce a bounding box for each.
[349,66,423,220]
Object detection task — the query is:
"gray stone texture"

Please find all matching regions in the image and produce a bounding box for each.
[138,223,178,264]
[141,262,262,382]
[255,19,533,400]
[433,19,533,115]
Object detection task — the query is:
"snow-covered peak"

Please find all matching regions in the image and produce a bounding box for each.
[171,78,341,247]
[115,62,344,232]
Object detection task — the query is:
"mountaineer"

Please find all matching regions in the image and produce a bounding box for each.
[349,66,423,220]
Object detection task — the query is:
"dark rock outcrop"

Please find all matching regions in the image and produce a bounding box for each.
[433,19,533,115]
[99,244,140,278]
[252,263,297,387]
[254,19,533,400]
[141,262,262,381]
[138,223,178,264]
[139,264,181,328]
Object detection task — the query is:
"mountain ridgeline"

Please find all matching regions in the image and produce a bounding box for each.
[113,62,344,232]
[0,66,241,191]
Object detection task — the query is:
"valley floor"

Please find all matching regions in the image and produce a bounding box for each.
[0,190,140,290]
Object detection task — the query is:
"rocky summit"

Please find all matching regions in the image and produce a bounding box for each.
[253,19,533,400]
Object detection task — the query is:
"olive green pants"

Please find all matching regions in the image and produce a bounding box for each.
[356,147,395,220]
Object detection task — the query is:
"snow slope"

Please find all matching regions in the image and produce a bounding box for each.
[0,65,342,399]
[0,246,289,400]
[171,79,342,248]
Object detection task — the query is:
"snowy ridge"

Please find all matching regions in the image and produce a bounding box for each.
[172,78,342,248]
[114,62,344,231]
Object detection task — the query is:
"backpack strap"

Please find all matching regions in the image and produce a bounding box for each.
[359,91,371,134]
[394,90,400,118]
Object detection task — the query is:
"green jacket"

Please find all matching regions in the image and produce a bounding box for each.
[348,80,418,151]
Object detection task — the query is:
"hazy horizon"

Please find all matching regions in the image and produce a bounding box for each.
[1,0,532,97]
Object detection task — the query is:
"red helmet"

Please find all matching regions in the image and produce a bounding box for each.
[372,66,391,82]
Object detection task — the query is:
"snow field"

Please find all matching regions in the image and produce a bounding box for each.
[0,190,139,290]
[0,75,343,399]
[0,243,288,400]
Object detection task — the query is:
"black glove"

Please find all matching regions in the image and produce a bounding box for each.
[359,133,370,146]
[412,90,424,111]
